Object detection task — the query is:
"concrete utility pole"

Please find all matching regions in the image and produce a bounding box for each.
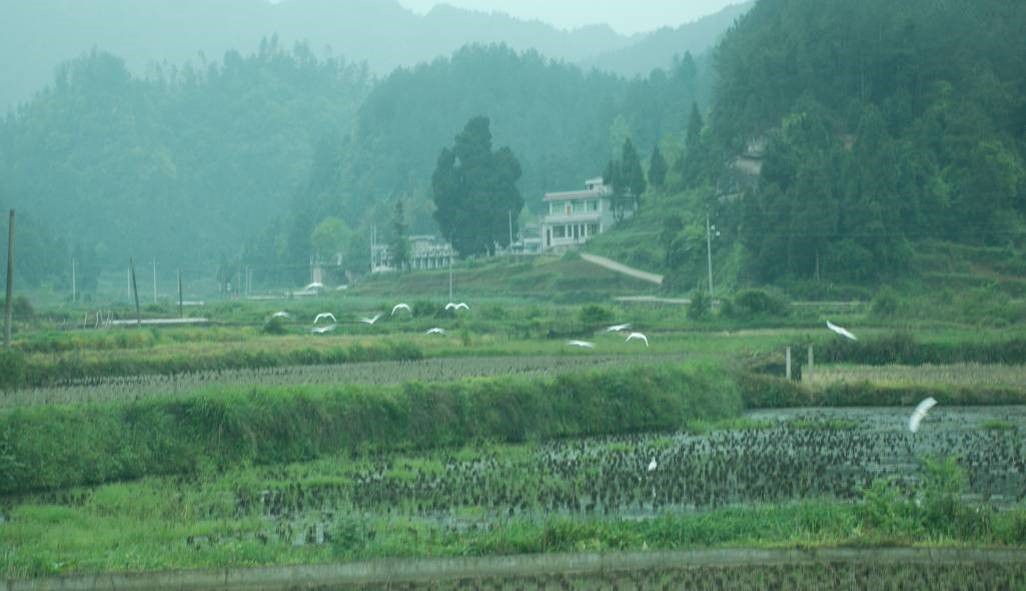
[71,256,77,303]
[706,215,714,298]
[448,255,454,300]
[130,258,141,327]
[152,259,157,303]
[508,210,514,255]
[4,210,15,349]
[177,269,183,318]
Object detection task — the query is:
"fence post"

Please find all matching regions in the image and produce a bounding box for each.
[4,210,15,349]
[785,346,792,381]
[807,345,815,383]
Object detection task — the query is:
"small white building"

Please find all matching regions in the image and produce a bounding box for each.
[371,235,455,273]
[540,177,633,251]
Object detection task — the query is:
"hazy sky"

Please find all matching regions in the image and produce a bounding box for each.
[396,0,743,35]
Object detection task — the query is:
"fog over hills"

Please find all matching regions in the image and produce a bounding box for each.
[0,0,747,111]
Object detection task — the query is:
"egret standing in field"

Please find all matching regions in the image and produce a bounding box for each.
[908,397,938,433]
[647,458,658,472]
[391,303,412,317]
[826,321,857,341]
[313,312,336,325]
[359,313,383,325]
[626,332,649,347]
[566,340,595,349]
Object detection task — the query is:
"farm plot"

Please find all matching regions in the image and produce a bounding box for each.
[804,363,1026,390]
[340,561,1026,590]
[213,407,1024,549]
[12,406,1024,564]
[0,354,683,408]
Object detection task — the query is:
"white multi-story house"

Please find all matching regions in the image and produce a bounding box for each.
[540,177,633,251]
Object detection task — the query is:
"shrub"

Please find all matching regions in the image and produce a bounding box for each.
[687,290,711,320]
[871,286,900,317]
[412,301,437,318]
[727,289,790,318]
[0,350,27,389]
[578,304,613,325]
[261,316,288,335]
[12,296,33,318]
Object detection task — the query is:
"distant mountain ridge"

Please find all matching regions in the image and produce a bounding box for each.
[0,0,739,111]
[584,2,755,77]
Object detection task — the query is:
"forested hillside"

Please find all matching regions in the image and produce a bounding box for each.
[0,42,370,287]
[267,44,705,278]
[0,0,638,112]
[652,0,1026,288]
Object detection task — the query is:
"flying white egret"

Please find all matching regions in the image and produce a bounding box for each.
[625,332,649,347]
[313,312,336,325]
[391,303,412,316]
[606,323,632,332]
[359,313,382,325]
[566,340,595,349]
[647,458,658,472]
[303,282,324,292]
[826,321,858,341]
[425,327,446,335]
[310,324,337,335]
[908,397,938,433]
[445,302,470,311]
[271,311,290,319]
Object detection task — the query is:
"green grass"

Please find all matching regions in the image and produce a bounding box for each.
[0,361,741,495]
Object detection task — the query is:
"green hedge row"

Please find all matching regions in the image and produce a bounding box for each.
[0,363,741,495]
[0,341,424,389]
[738,372,1026,408]
[815,333,1026,366]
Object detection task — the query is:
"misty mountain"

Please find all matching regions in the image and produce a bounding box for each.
[583,2,754,78]
[1,0,641,111]
[0,43,371,279]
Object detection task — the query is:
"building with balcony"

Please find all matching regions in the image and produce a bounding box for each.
[540,177,632,251]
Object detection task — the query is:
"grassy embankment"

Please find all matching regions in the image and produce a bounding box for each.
[0,362,739,495]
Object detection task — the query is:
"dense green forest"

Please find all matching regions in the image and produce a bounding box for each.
[0,40,370,287]
[265,44,705,279]
[660,0,1026,287]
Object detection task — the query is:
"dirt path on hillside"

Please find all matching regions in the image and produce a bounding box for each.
[580,253,664,285]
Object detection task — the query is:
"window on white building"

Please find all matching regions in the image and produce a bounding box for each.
[587,200,599,212]
[553,225,566,238]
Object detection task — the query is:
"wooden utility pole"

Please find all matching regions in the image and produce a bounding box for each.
[4,210,15,349]
[785,346,792,381]
[177,269,183,318]
[706,214,714,299]
[130,258,141,327]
